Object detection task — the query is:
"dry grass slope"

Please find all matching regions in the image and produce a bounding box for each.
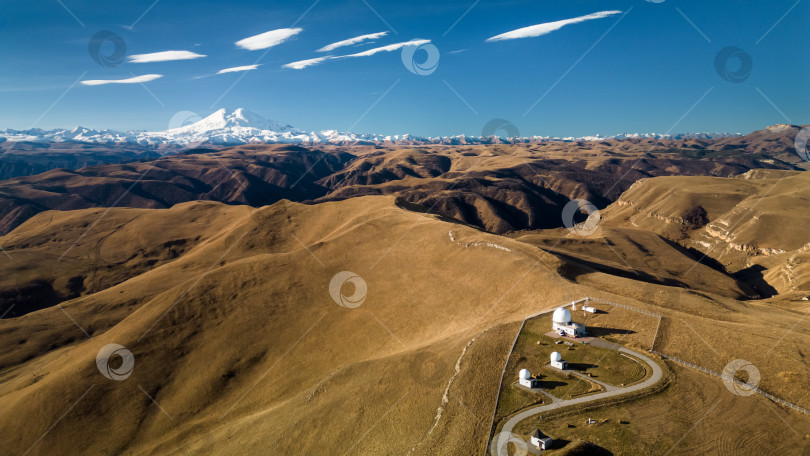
[0,179,808,454]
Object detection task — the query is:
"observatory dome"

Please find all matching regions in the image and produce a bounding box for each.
[552,307,572,324]
[519,368,531,380]
[550,352,562,362]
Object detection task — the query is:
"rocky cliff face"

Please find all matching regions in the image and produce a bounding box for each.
[602,171,810,297]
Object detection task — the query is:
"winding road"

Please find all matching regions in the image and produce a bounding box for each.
[490,344,664,456]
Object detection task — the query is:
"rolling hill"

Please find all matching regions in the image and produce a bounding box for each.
[0,122,805,237]
[0,122,809,455]
[602,170,810,297]
[0,195,808,455]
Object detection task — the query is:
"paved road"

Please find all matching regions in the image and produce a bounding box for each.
[490,346,663,456]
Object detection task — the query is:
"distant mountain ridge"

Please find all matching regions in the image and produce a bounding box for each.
[0,108,742,148]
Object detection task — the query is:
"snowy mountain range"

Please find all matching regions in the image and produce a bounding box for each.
[0,108,739,149]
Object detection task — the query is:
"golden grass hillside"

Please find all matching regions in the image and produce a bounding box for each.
[0,195,808,455]
[0,201,250,318]
[602,170,810,297]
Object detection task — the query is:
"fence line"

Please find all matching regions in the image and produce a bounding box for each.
[651,317,662,351]
[650,350,810,416]
[592,295,810,416]
[578,296,662,318]
[483,294,808,456]
[482,307,557,456]
[572,296,663,350]
[484,296,665,455]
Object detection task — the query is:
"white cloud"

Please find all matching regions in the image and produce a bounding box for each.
[217,64,261,74]
[486,10,622,42]
[127,50,206,63]
[283,39,432,70]
[236,28,303,50]
[316,31,388,52]
[282,56,333,70]
[80,74,163,86]
[343,39,431,58]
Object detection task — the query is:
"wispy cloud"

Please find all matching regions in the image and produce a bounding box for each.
[343,39,430,57]
[235,28,303,50]
[316,31,388,52]
[283,39,431,70]
[486,10,622,42]
[282,57,333,70]
[127,50,206,63]
[217,64,261,74]
[80,74,163,86]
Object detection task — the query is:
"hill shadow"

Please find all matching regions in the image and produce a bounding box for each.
[550,250,689,288]
[394,197,478,227]
[733,264,779,299]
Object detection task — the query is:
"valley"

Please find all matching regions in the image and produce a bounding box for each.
[0,124,808,455]
[5,0,808,453]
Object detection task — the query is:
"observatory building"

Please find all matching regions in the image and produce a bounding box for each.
[518,368,540,388]
[552,306,586,337]
[550,351,567,370]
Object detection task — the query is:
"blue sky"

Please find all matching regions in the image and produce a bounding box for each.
[0,0,807,137]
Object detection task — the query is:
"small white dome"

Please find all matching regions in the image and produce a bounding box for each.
[519,368,531,380]
[553,307,572,324]
[551,351,562,362]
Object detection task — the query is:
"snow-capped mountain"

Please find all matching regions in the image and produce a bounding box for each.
[172,108,295,133]
[0,108,740,149]
[0,108,411,148]
[151,108,304,146]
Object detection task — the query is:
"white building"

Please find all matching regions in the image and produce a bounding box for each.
[530,429,553,450]
[552,307,586,337]
[518,368,540,388]
[550,351,567,370]
[583,305,597,314]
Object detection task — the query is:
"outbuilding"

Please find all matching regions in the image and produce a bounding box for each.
[530,429,553,450]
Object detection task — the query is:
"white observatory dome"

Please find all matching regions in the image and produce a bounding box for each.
[519,368,531,380]
[552,307,572,324]
[550,351,562,362]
